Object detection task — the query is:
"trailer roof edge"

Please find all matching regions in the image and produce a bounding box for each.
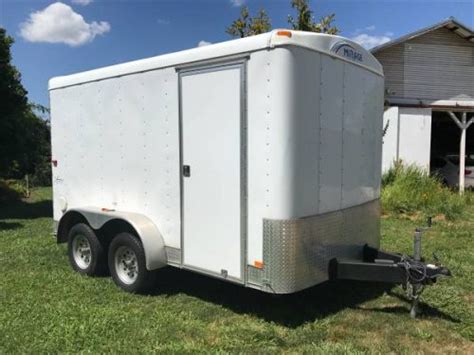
[49,30,383,91]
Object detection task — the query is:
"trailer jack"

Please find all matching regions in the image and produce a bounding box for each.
[330,219,451,318]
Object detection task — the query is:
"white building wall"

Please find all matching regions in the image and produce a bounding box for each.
[382,107,432,172]
[382,107,399,172]
[398,108,432,170]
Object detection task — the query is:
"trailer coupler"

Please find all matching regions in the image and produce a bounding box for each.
[330,222,451,318]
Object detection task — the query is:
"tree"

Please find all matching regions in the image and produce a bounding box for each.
[0,28,27,175]
[226,1,338,38]
[226,6,271,38]
[288,0,338,34]
[0,27,51,184]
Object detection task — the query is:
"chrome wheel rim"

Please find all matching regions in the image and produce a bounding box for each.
[72,234,92,269]
[115,246,138,285]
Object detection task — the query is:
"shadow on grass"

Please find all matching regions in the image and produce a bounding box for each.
[356,304,460,322]
[0,221,23,230]
[147,267,394,328]
[0,199,52,220]
[379,291,461,323]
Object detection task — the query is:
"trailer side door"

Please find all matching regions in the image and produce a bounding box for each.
[180,63,245,282]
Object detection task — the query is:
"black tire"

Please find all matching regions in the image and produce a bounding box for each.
[108,232,157,293]
[67,223,107,276]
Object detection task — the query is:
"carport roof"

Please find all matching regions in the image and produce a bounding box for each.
[371,17,473,54]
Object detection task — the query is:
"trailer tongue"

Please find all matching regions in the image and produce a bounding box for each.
[331,219,451,318]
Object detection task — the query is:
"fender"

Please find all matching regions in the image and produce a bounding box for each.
[58,207,167,270]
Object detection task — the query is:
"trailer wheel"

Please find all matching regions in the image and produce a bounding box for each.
[68,223,106,276]
[108,233,156,293]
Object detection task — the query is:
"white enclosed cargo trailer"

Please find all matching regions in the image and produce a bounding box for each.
[50,30,386,293]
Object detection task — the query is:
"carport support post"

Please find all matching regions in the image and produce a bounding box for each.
[460,121,466,192]
[448,112,473,194]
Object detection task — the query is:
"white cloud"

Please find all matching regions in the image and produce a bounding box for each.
[19,2,110,46]
[352,25,375,36]
[230,0,245,7]
[157,18,170,25]
[71,0,93,5]
[351,33,391,49]
[197,40,211,47]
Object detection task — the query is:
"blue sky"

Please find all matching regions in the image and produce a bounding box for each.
[1,0,473,107]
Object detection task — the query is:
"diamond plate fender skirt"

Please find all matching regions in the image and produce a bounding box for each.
[261,199,380,294]
[57,207,167,270]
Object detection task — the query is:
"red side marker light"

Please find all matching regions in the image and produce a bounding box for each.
[51,159,58,167]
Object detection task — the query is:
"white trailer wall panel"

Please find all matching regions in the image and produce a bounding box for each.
[50,30,385,292]
[285,47,320,217]
[247,48,295,265]
[50,68,182,248]
[319,56,343,213]
[247,47,322,265]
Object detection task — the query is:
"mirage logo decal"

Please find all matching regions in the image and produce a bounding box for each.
[332,42,363,63]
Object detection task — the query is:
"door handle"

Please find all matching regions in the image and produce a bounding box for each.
[183,165,191,177]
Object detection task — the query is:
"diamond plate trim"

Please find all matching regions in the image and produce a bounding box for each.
[262,199,380,294]
[247,265,264,286]
[165,247,181,266]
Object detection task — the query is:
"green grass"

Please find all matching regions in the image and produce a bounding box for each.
[381,162,471,220]
[1,188,473,353]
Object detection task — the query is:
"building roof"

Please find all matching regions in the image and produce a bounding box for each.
[49,30,383,90]
[371,17,473,54]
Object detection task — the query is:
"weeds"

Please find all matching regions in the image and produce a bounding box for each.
[381,161,470,220]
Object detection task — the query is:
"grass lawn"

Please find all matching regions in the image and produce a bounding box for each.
[1,187,473,353]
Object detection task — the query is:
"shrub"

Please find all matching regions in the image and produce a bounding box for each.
[381,162,469,220]
[30,157,52,187]
[0,179,27,201]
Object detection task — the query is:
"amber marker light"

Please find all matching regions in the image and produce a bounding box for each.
[276,30,292,38]
[101,208,115,212]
